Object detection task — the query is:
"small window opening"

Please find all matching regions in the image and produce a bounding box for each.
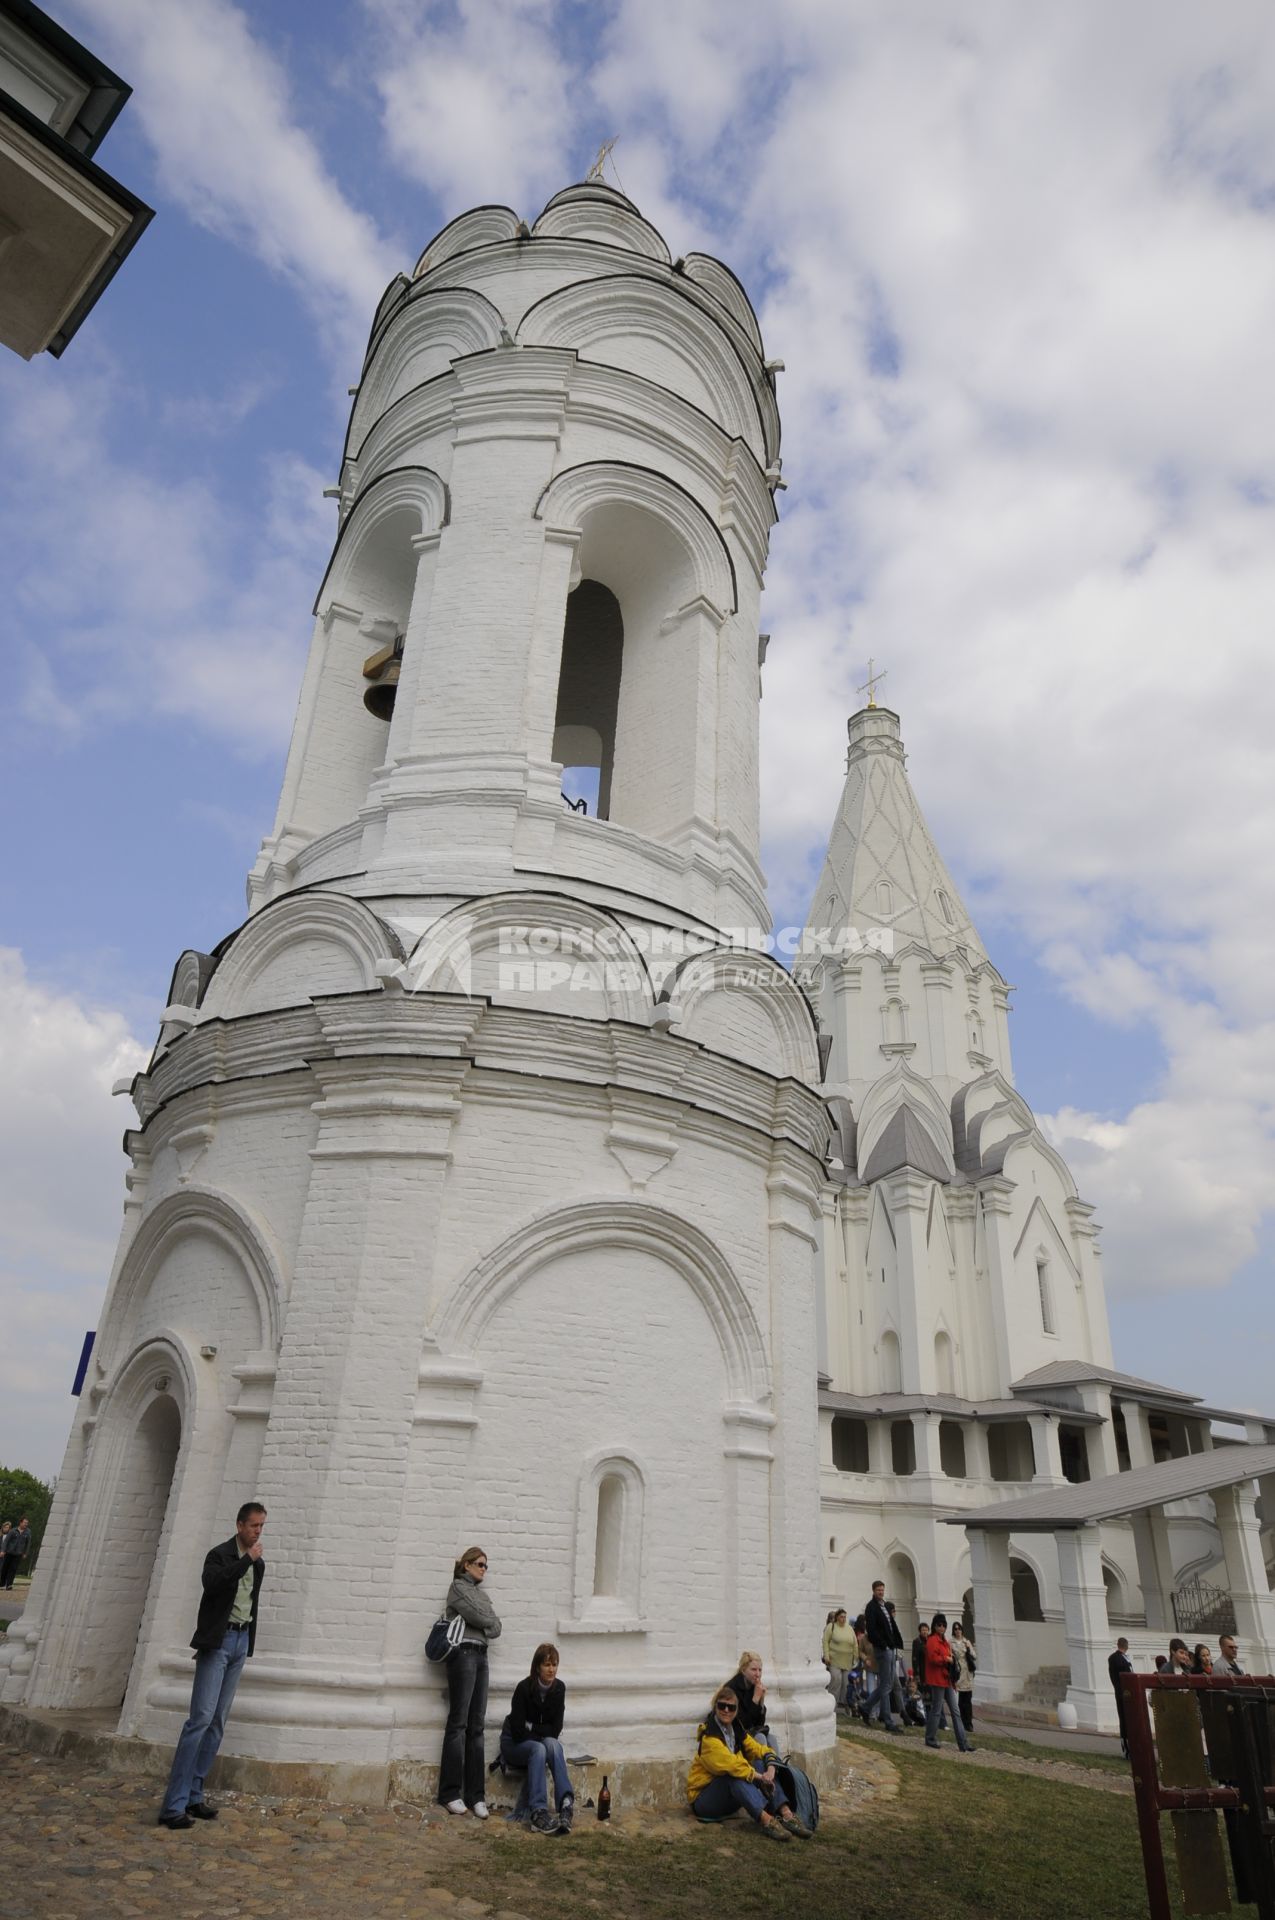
[937,888,955,926]
[554,580,623,820]
[1037,1257,1055,1335]
[592,1473,625,1598]
[876,880,893,915]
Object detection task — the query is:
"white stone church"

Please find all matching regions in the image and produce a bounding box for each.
[2,179,1272,1787]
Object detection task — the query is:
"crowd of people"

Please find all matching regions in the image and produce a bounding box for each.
[1108,1631,1247,1755]
[0,1516,31,1590]
[822,1579,978,1752]
[141,1501,1268,1840]
[154,1513,818,1842]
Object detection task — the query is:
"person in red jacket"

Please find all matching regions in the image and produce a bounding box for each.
[923,1613,974,1753]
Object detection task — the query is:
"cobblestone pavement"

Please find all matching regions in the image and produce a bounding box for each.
[2,1740,883,1918]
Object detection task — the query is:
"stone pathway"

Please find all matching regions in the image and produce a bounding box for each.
[840,1720,1133,1795]
[2,1739,885,1916]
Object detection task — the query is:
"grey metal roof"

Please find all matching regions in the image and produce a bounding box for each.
[1011,1360,1199,1402]
[820,1389,1103,1426]
[943,1442,1275,1532]
[860,1106,952,1185]
[1009,1360,1272,1429]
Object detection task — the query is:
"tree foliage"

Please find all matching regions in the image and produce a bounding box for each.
[0,1467,54,1572]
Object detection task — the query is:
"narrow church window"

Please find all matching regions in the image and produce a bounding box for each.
[553,580,623,820]
[593,1473,625,1597]
[879,1328,902,1393]
[937,889,955,926]
[1036,1257,1055,1335]
[876,880,893,915]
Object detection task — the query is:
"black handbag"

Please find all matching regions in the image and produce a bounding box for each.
[426,1613,466,1662]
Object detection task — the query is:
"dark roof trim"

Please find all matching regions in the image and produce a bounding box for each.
[533,458,739,614]
[515,270,773,458]
[410,203,519,279]
[0,84,153,354]
[347,282,507,464]
[2,0,131,154]
[312,464,450,616]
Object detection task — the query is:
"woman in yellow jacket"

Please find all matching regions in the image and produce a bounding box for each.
[686,1685,813,1841]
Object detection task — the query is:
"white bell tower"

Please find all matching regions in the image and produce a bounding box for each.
[5,182,837,1802]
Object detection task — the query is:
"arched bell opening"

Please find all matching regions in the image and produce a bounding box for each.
[553,501,709,846]
[552,580,622,819]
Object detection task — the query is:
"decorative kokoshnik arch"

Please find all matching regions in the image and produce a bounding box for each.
[433,1199,770,1406]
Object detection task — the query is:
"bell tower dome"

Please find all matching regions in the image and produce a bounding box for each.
[250,180,781,934]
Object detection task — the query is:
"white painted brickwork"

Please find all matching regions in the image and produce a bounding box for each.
[2,183,836,1785]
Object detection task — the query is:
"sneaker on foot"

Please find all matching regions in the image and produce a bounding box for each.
[444,1800,468,1815]
[529,1808,560,1835]
[760,1817,792,1842]
[557,1798,574,1834]
[781,1815,814,1840]
[471,1801,489,1820]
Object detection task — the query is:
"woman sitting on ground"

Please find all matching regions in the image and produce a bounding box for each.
[923,1614,974,1753]
[724,1651,770,1746]
[687,1686,812,1842]
[499,1642,576,1835]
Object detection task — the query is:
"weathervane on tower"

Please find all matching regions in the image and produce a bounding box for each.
[857,657,888,709]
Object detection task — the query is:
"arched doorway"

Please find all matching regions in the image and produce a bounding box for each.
[76,1392,182,1708]
[1010,1556,1044,1623]
[887,1550,918,1641]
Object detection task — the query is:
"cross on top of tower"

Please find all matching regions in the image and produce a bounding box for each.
[857,657,888,708]
[586,138,619,186]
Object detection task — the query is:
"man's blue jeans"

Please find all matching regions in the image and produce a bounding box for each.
[693,1762,789,1823]
[160,1625,250,1816]
[499,1733,574,1812]
[866,1645,899,1727]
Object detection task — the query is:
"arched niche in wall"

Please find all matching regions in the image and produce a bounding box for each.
[535,462,735,852]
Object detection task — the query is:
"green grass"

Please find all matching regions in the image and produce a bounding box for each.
[451,1734,1193,1920]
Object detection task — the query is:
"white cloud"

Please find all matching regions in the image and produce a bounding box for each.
[0,353,333,756]
[364,0,577,214]
[65,0,401,360]
[0,952,149,1480]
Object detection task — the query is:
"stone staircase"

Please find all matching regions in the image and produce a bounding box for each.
[979,1664,1072,1730]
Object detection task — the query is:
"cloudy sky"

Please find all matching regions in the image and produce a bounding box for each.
[2,0,1273,1479]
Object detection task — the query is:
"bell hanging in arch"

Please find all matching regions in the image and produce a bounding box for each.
[362,632,404,720]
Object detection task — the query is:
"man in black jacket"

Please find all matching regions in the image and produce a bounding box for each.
[864,1580,904,1732]
[157,1502,267,1829]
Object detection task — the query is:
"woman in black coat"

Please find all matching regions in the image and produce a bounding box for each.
[724,1650,770,1745]
[499,1643,576,1835]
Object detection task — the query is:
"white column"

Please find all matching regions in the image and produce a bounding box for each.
[1057,1525,1119,1732]
[866,1417,891,1477]
[967,1528,1023,1704]
[831,962,862,1086]
[1213,1482,1275,1671]
[882,1169,932,1392]
[1131,1503,1176,1631]
[1076,1385,1121,1478]
[1122,1399,1156,1470]
[964,1419,991,1486]
[978,1180,1016,1389]
[1029,1411,1065,1485]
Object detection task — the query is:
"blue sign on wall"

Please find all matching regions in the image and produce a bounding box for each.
[71,1331,96,1397]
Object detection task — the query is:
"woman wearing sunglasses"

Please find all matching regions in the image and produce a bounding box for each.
[686,1686,813,1841]
[439,1545,502,1817]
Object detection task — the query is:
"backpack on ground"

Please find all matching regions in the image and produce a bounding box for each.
[773,1760,819,1832]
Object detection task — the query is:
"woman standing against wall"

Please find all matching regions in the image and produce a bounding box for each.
[439,1546,502,1817]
